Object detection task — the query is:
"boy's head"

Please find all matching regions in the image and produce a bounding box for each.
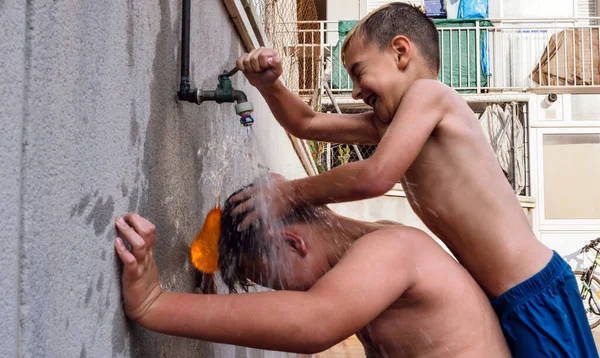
[341,3,439,122]
[219,186,336,293]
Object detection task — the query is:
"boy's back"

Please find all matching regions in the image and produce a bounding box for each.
[396,81,551,298]
[351,225,510,357]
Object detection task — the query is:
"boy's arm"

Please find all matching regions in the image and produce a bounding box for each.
[237,48,380,145]
[259,80,380,145]
[115,215,414,354]
[234,81,445,229]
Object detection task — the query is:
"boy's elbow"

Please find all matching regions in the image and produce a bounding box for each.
[287,126,310,140]
[298,344,333,355]
[287,117,315,140]
[293,311,342,353]
[295,327,339,354]
[355,170,395,198]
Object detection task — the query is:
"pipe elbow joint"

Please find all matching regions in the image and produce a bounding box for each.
[232,90,254,116]
[177,88,198,103]
[232,90,248,104]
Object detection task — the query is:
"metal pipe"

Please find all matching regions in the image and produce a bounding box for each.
[181,0,191,91]
[177,0,197,103]
[196,89,247,104]
[196,87,253,122]
[511,101,517,193]
[475,20,481,93]
[197,90,216,103]
[523,103,530,196]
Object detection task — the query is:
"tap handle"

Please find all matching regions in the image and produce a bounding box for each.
[225,67,239,77]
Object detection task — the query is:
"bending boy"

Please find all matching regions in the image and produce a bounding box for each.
[232,3,597,356]
[114,187,510,357]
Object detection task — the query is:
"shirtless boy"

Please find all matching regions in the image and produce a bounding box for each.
[114,186,510,357]
[231,3,597,356]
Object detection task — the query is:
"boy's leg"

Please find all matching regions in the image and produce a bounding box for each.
[492,252,598,357]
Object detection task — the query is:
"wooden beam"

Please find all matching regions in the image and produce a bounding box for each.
[241,0,270,47]
[287,134,319,176]
[222,0,261,51]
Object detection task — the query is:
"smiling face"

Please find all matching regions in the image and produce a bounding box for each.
[341,3,440,123]
[344,34,412,123]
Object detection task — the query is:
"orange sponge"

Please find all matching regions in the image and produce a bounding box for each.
[190,206,222,274]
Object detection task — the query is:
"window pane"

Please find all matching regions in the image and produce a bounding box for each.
[572,95,600,121]
[543,133,600,219]
[502,0,573,18]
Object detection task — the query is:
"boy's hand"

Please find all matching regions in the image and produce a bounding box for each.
[236,47,282,89]
[230,173,295,231]
[114,214,163,322]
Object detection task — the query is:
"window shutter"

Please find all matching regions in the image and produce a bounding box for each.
[576,0,597,17]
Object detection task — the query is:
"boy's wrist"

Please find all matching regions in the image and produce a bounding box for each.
[256,80,283,96]
[131,286,164,328]
[288,179,307,207]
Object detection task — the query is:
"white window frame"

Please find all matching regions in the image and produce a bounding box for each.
[532,126,600,231]
[530,94,600,128]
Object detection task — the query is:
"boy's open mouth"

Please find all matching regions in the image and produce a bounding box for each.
[365,94,377,108]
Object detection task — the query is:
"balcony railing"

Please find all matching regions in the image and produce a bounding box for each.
[275,18,600,96]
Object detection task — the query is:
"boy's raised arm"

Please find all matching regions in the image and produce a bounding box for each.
[114,214,413,354]
[233,81,444,230]
[237,48,380,145]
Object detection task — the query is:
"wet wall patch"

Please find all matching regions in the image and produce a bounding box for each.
[71,194,92,218]
[121,179,129,197]
[111,307,127,356]
[129,99,139,147]
[85,195,115,235]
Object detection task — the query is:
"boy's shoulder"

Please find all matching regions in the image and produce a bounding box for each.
[406,79,454,99]
[399,79,457,112]
[403,79,470,120]
[352,225,430,262]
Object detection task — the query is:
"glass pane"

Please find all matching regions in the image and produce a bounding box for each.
[543,133,600,219]
[572,95,600,121]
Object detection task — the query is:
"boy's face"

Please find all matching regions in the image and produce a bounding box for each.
[240,224,332,291]
[344,34,410,123]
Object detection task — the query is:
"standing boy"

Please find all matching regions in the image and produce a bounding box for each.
[232,3,597,356]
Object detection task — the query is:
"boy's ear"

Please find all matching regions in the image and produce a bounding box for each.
[282,232,307,257]
[390,35,411,70]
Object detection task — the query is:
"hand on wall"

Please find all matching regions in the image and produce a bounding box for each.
[114,214,163,322]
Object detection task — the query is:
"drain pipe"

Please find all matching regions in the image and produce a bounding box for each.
[177,0,196,103]
[176,0,254,126]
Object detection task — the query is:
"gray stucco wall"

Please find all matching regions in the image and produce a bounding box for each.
[1,1,26,357]
[1,1,304,357]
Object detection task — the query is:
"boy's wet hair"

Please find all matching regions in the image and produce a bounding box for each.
[342,2,439,72]
[218,185,328,293]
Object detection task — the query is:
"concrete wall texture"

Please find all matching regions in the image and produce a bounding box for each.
[1,1,305,357]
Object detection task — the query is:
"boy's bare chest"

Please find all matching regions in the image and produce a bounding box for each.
[356,303,445,357]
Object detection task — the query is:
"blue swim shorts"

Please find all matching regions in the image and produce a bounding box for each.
[491,251,598,357]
